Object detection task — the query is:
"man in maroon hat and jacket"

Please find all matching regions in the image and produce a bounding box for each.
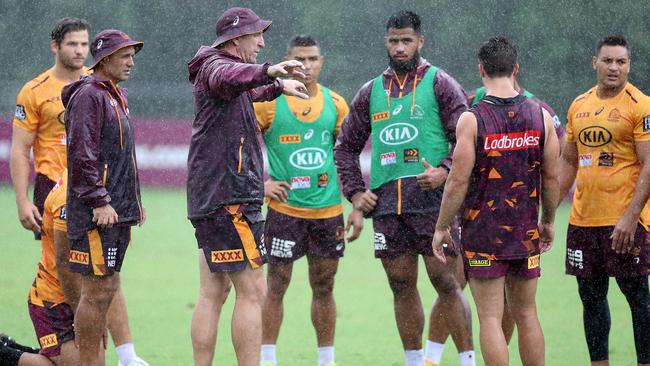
[186,7,308,366]
[63,29,144,366]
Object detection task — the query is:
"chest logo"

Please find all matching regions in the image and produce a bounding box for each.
[578,126,612,147]
[379,123,419,145]
[289,147,327,170]
[392,105,403,116]
[608,108,620,122]
[372,111,390,122]
[280,134,301,144]
[304,129,314,140]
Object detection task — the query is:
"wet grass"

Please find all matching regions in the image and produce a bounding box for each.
[0,185,640,365]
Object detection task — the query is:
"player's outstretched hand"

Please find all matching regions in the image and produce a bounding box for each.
[432,228,451,263]
[351,190,378,213]
[416,158,448,190]
[92,204,118,229]
[282,79,309,100]
[267,60,306,79]
[538,221,554,253]
[17,199,42,233]
[610,212,637,254]
[264,179,291,203]
[345,208,364,242]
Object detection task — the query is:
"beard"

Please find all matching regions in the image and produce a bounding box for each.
[58,52,85,71]
[388,50,420,74]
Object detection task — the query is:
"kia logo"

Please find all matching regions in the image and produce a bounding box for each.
[289,147,327,170]
[379,123,419,145]
[578,126,612,147]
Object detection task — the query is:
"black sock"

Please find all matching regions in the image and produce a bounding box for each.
[616,276,650,364]
[0,346,23,366]
[577,276,610,362]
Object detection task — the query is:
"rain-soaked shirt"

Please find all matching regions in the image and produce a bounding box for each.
[334,59,467,217]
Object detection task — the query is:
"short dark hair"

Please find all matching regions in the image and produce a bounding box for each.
[595,35,630,56]
[478,37,518,78]
[287,35,318,53]
[386,10,421,34]
[51,17,90,47]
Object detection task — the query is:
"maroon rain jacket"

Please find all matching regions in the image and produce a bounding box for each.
[186,46,283,219]
[63,74,142,238]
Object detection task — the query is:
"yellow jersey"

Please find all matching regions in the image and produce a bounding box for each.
[566,82,650,227]
[29,171,68,308]
[13,68,88,181]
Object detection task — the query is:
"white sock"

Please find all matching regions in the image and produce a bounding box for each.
[115,343,136,366]
[425,340,445,364]
[318,346,334,366]
[260,344,277,365]
[459,350,476,366]
[404,349,424,366]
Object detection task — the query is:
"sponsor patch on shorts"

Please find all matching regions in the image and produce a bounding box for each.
[579,154,593,167]
[528,254,540,269]
[211,249,244,263]
[280,134,301,144]
[15,105,26,120]
[270,237,296,258]
[374,233,387,250]
[39,333,58,349]
[69,250,89,264]
[291,176,311,189]
[372,111,389,122]
[380,152,396,166]
[59,206,67,220]
[468,259,491,267]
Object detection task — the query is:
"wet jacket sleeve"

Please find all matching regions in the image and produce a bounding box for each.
[334,81,372,201]
[66,91,111,208]
[434,70,468,171]
[250,78,283,102]
[207,61,278,100]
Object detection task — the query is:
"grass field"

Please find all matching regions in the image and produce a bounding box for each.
[0,185,642,365]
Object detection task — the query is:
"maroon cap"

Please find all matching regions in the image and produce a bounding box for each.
[89,29,144,70]
[212,7,272,47]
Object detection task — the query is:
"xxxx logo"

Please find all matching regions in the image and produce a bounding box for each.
[39,333,58,349]
[212,249,244,263]
[69,250,89,264]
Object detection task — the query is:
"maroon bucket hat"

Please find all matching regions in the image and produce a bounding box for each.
[89,29,144,70]
[212,7,272,47]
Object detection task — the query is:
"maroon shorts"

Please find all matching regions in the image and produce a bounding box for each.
[372,214,460,259]
[28,301,74,358]
[69,226,131,276]
[566,224,649,277]
[33,173,57,240]
[191,204,267,272]
[264,208,344,264]
[464,251,541,279]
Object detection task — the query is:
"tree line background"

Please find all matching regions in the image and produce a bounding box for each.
[2,0,650,122]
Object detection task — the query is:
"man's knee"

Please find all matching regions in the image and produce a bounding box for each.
[200,277,232,305]
[231,267,267,302]
[310,273,335,300]
[82,275,120,308]
[430,272,460,296]
[266,266,292,300]
[386,272,418,297]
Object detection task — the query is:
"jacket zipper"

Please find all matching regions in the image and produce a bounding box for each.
[237,137,244,174]
[397,178,402,215]
[131,150,143,222]
[102,163,108,186]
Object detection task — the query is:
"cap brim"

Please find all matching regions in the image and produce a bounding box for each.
[212,19,272,48]
[89,41,144,70]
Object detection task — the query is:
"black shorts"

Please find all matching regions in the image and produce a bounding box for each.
[264,208,344,264]
[566,224,649,277]
[68,226,131,276]
[28,302,74,358]
[33,173,57,240]
[191,204,267,272]
[372,213,460,259]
